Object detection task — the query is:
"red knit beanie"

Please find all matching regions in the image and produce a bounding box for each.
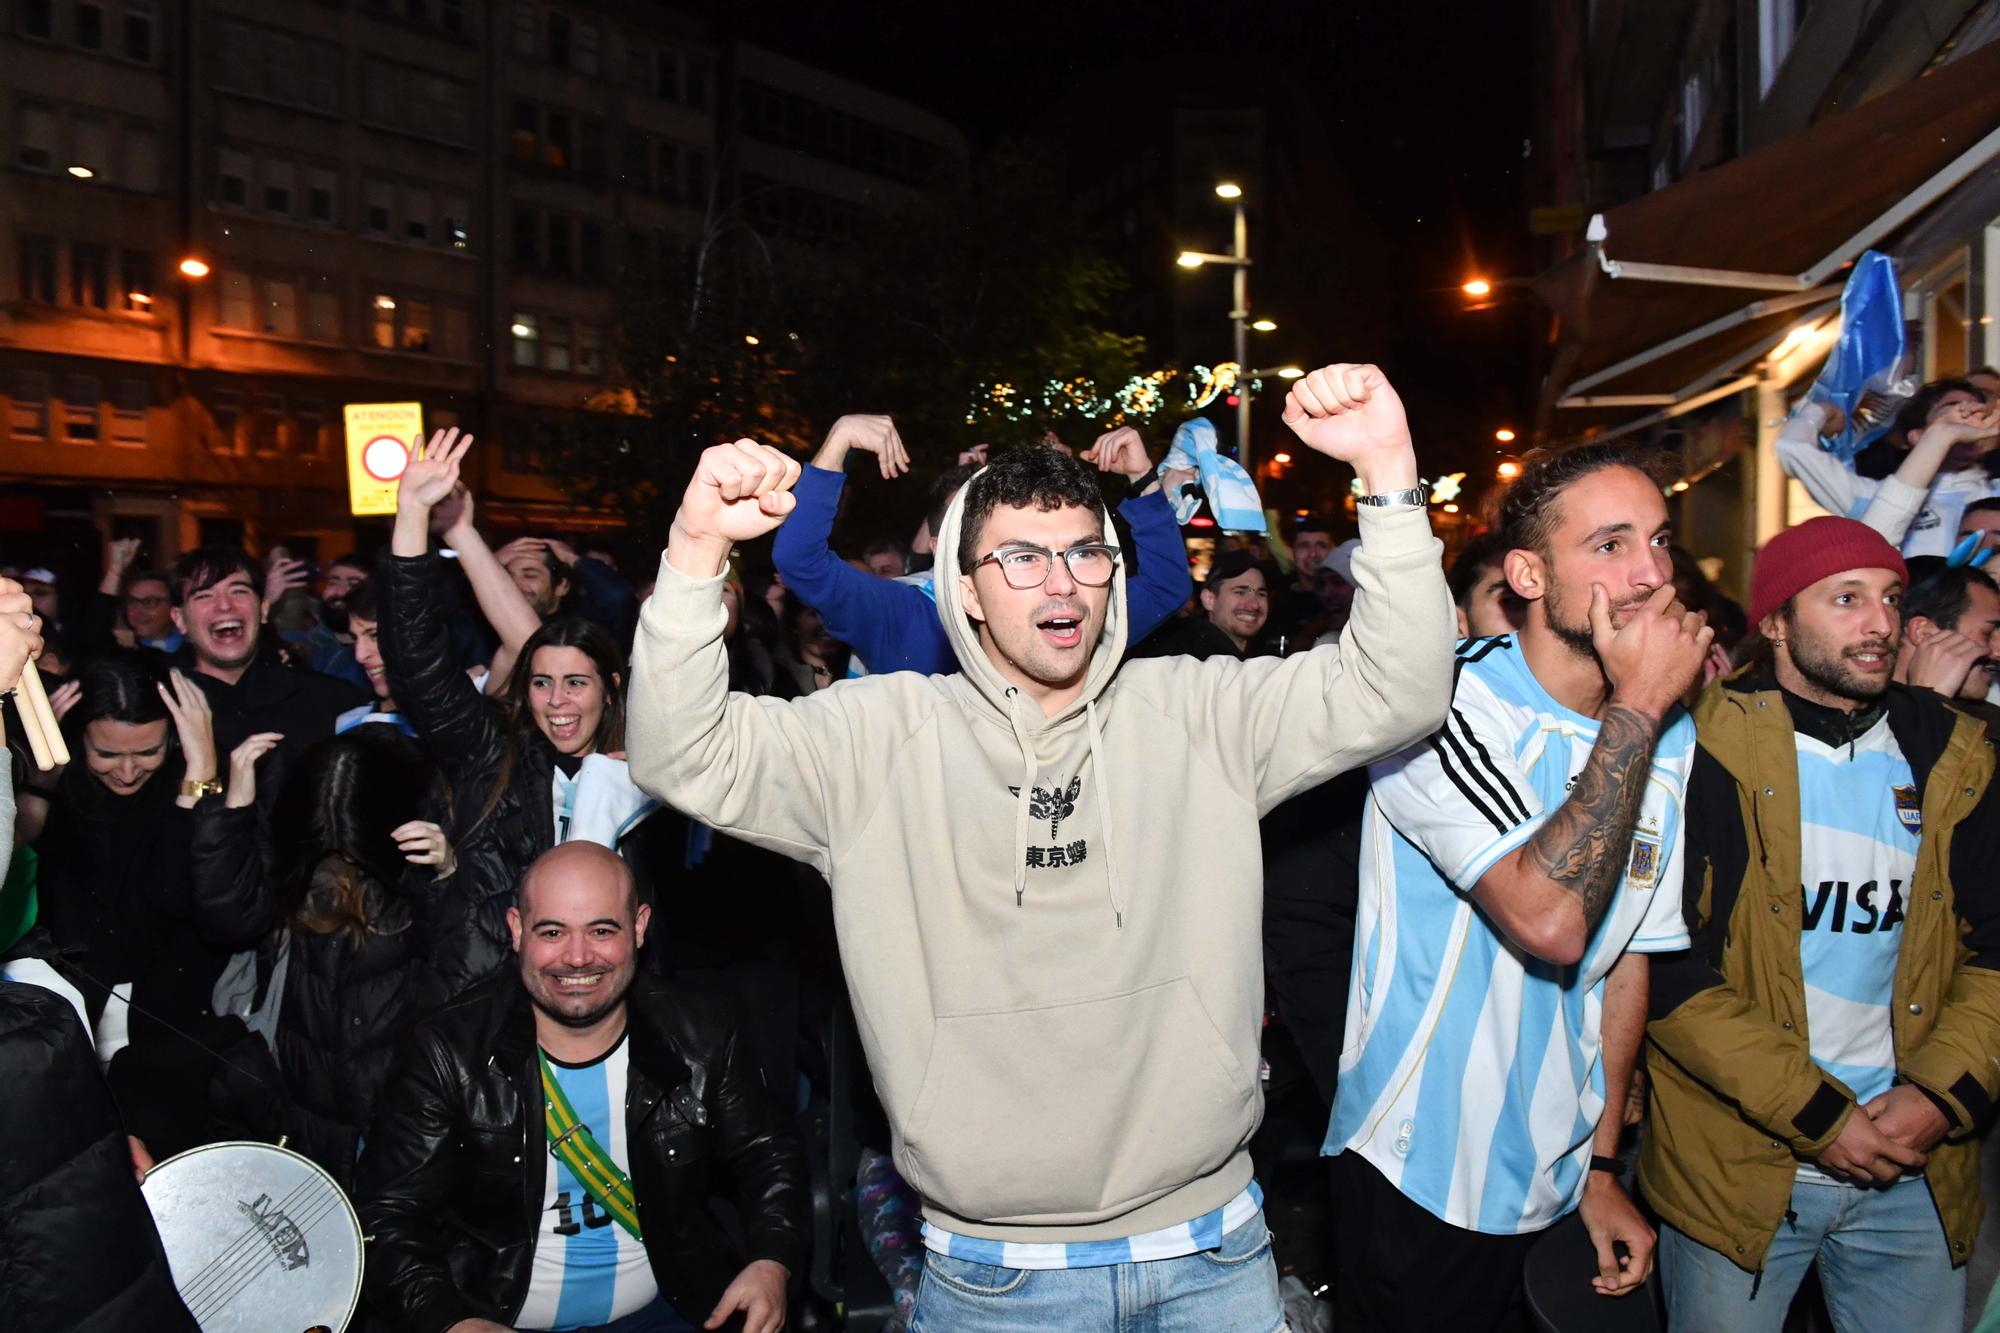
[1747,516,1908,627]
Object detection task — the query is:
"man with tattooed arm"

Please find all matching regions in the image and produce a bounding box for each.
[1324,443,1713,1330]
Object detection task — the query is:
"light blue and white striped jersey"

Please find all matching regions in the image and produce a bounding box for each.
[1794,714,1918,1184]
[921,1183,1263,1270]
[516,1036,659,1331]
[1326,636,1694,1235]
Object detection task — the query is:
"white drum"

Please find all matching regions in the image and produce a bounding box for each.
[141,1140,363,1333]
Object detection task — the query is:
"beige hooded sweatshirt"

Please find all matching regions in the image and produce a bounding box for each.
[629,488,1453,1245]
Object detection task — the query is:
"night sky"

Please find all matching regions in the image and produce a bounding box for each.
[707,0,1539,499]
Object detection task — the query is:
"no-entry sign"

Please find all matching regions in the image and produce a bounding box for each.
[342,402,424,516]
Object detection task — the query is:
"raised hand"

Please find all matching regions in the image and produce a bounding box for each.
[224,732,285,809]
[0,579,42,696]
[670,441,804,568]
[1083,426,1152,482]
[1594,582,1714,720]
[816,415,908,479]
[957,443,991,469]
[158,669,218,790]
[399,428,475,516]
[1040,430,1074,458]
[494,536,548,569]
[544,537,581,568]
[48,678,82,723]
[262,551,311,621]
[1282,363,1411,463]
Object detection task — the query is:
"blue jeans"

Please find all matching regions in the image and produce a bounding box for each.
[1659,1177,1964,1333]
[534,1297,701,1333]
[910,1210,1284,1332]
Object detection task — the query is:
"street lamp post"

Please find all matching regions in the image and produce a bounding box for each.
[1177,181,1272,469]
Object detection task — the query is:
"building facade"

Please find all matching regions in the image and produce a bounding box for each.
[0,0,966,586]
[1533,0,2000,595]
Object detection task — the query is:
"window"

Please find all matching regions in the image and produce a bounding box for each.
[219,270,254,327]
[294,397,326,458]
[120,249,154,311]
[546,10,569,66]
[577,323,603,376]
[303,45,339,113]
[18,234,57,301]
[208,390,240,451]
[219,148,251,206]
[370,294,396,348]
[402,187,431,242]
[512,101,538,160]
[266,36,300,104]
[440,0,463,34]
[685,59,709,110]
[625,41,654,94]
[124,125,159,192]
[70,242,109,308]
[579,118,604,178]
[109,378,147,446]
[545,110,571,168]
[365,179,393,235]
[655,49,680,102]
[544,318,571,372]
[511,312,539,366]
[8,371,49,440]
[686,149,708,204]
[438,305,468,358]
[442,195,470,249]
[574,20,598,75]
[305,287,339,342]
[216,23,340,116]
[252,392,285,455]
[511,0,536,55]
[17,105,57,170]
[362,57,395,126]
[305,167,336,224]
[401,298,431,351]
[63,374,101,441]
[262,278,297,336]
[262,160,294,216]
[513,206,540,265]
[547,213,572,273]
[579,220,604,280]
[72,116,109,178]
[20,0,53,40]
[124,2,154,62]
[74,2,102,50]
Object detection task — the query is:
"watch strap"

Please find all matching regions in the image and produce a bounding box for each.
[1357,487,1428,508]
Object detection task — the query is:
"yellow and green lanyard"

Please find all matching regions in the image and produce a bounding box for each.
[538,1051,643,1241]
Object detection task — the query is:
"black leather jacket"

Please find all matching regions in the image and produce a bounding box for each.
[355,972,809,1333]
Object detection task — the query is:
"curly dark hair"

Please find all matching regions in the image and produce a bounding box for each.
[1496,442,1663,556]
[955,445,1105,572]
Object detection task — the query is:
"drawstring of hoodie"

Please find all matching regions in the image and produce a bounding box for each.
[1085,699,1124,928]
[1005,689,1036,908]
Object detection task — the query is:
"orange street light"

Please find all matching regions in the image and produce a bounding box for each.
[1272,451,1292,464]
[1495,428,1516,443]
[744,334,761,346]
[1462,278,1493,298]
[177,257,211,279]
[1496,459,1523,481]
[1214,182,1243,200]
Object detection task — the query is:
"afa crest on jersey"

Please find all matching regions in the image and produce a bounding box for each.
[1893,784,1922,834]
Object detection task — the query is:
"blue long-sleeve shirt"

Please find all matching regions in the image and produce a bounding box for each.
[772,464,1193,674]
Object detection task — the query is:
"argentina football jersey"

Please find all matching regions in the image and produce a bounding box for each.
[1326,634,1694,1234]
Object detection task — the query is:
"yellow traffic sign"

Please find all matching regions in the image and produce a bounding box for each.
[342,402,423,516]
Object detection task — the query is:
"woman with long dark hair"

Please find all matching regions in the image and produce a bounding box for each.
[377,429,658,993]
[32,656,231,1155]
[189,725,453,1188]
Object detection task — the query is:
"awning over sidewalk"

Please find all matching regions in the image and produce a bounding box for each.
[1533,39,2000,437]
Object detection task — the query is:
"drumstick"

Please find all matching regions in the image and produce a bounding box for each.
[16,660,68,770]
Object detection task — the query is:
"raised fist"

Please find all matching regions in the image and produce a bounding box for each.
[1281,364,1412,464]
[673,440,804,547]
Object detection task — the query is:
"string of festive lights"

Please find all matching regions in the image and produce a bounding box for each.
[964,362,1257,429]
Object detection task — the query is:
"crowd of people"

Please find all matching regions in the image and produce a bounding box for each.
[2,358,2000,1333]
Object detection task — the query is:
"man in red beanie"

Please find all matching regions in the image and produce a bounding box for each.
[1642,515,2000,1333]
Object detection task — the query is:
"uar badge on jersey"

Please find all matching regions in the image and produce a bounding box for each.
[1893,784,1922,835]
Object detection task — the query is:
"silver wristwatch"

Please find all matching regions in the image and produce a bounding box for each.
[1356,487,1427,508]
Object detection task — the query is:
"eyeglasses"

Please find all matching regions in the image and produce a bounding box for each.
[973,542,1120,590]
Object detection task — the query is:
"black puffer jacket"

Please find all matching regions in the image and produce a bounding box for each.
[355,972,811,1333]
[188,797,451,1191]
[0,982,198,1332]
[377,551,563,994]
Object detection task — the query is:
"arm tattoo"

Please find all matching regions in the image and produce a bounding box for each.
[1524,703,1660,932]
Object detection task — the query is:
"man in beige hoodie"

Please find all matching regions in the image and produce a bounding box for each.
[629,363,1455,1330]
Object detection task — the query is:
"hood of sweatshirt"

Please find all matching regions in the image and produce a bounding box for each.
[930,475,1135,923]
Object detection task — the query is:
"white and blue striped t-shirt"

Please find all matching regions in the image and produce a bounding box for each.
[515,1036,659,1331]
[1326,636,1694,1235]
[1794,713,1918,1184]
[921,1182,1263,1271]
